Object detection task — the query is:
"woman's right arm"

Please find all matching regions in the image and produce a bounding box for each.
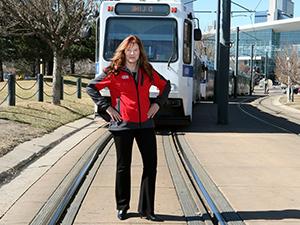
[87,73,122,122]
[86,73,111,112]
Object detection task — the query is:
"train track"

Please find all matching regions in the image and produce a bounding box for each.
[29,128,246,225]
[164,132,245,225]
[238,96,300,135]
[29,130,113,225]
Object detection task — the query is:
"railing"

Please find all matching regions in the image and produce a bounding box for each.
[0,74,84,106]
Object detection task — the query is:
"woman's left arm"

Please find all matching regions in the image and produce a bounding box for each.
[152,70,171,107]
[147,70,171,118]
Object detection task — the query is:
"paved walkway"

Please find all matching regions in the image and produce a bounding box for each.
[183,94,300,225]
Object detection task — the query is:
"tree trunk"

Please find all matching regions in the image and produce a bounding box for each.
[47,60,53,75]
[0,60,3,82]
[70,59,75,74]
[52,50,63,105]
[32,61,36,77]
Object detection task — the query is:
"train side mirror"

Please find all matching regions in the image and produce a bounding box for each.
[194,28,202,41]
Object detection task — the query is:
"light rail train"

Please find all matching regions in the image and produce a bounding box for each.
[93,0,249,125]
[195,64,250,100]
[94,0,202,125]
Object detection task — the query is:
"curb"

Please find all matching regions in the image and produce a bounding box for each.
[0,116,95,185]
[272,95,300,114]
[254,94,300,122]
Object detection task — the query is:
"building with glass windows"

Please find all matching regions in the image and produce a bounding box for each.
[202,16,300,81]
[268,0,294,21]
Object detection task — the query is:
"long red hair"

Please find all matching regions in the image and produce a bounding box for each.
[106,35,153,80]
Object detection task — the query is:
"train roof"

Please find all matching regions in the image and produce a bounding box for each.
[98,0,190,3]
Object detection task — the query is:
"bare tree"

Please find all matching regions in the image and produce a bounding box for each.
[195,40,215,61]
[275,46,300,86]
[0,0,92,105]
[275,46,300,102]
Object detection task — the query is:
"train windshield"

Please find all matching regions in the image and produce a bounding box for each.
[104,18,178,62]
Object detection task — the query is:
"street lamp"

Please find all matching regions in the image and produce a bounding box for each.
[250,44,254,95]
[286,57,291,103]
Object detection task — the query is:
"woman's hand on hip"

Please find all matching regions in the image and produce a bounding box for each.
[147,103,160,118]
[106,106,122,121]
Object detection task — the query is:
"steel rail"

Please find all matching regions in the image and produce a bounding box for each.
[61,139,114,224]
[162,134,208,225]
[172,133,227,225]
[30,130,112,225]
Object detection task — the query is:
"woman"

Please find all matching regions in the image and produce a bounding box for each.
[87,35,170,221]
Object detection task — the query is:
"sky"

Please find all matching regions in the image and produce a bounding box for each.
[193,0,300,32]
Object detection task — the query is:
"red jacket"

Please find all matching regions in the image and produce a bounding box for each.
[87,66,170,130]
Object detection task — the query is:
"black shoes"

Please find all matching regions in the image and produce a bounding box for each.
[117,209,127,220]
[139,212,162,221]
[117,210,162,221]
[146,213,161,221]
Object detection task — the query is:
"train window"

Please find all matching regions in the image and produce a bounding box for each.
[183,20,192,64]
[104,17,178,62]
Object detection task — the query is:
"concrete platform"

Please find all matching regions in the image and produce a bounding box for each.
[183,95,300,225]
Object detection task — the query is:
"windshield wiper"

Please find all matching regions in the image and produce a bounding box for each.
[167,26,177,68]
[167,52,175,68]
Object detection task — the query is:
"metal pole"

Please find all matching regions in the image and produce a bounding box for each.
[37,74,44,102]
[264,51,268,79]
[0,60,4,82]
[287,57,290,102]
[39,59,43,75]
[77,77,82,99]
[287,75,290,102]
[8,74,16,106]
[214,0,221,103]
[60,76,64,100]
[250,44,254,95]
[217,0,231,125]
[264,51,268,94]
[234,27,239,98]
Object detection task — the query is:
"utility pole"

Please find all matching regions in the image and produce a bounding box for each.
[217,0,231,124]
[250,44,254,95]
[264,51,268,79]
[234,26,239,98]
[214,0,221,103]
[264,51,268,94]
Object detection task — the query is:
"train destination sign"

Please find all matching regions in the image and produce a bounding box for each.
[115,3,170,16]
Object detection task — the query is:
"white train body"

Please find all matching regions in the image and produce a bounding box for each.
[95,0,200,125]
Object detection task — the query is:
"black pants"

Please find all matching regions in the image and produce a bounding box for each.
[112,128,157,215]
